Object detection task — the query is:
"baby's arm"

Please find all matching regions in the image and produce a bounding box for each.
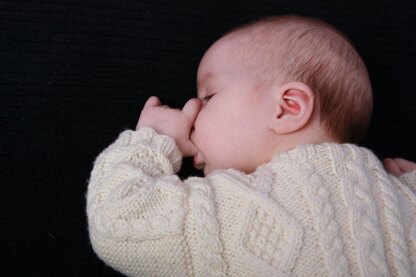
[86,97,201,276]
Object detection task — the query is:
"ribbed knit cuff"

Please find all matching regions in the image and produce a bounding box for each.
[116,127,183,173]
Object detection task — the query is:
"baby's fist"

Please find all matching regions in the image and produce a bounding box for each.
[137,96,201,157]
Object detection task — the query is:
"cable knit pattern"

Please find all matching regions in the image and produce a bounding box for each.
[411,221,416,270]
[185,178,227,276]
[400,171,416,193]
[389,174,416,275]
[87,128,416,276]
[286,152,350,276]
[91,175,186,240]
[370,158,412,276]
[331,145,390,276]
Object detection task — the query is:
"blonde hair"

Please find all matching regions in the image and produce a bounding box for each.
[223,16,373,143]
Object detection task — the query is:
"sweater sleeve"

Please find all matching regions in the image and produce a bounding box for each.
[399,170,416,193]
[86,127,192,276]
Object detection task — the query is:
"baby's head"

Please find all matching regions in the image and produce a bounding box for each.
[191,15,373,175]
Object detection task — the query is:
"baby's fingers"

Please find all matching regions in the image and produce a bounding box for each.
[137,96,162,129]
[383,158,402,177]
[393,158,416,173]
[144,96,161,108]
[182,98,201,125]
[383,157,416,177]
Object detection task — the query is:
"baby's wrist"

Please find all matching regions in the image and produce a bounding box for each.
[133,127,183,172]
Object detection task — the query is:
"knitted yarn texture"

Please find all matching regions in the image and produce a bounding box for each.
[87,128,416,276]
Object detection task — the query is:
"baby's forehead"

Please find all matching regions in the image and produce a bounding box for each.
[210,36,267,68]
[197,39,269,87]
[221,32,286,73]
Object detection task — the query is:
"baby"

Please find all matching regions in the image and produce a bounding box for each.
[87,16,416,276]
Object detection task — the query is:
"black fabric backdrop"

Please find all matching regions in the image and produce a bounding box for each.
[2,0,415,275]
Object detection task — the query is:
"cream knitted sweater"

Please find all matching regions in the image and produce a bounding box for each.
[87,128,416,277]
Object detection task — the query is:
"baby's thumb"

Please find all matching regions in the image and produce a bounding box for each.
[181,140,198,157]
[144,96,161,108]
[182,98,201,124]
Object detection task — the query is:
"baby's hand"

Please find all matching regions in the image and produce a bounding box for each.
[136,96,201,157]
[383,157,416,177]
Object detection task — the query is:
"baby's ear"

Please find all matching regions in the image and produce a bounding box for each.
[271,82,315,134]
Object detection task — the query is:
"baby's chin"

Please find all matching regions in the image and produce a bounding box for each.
[192,150,216,175]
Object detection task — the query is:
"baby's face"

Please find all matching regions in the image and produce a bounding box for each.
[191,39,274,175]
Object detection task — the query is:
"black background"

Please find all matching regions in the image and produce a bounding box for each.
[2,0,415,275]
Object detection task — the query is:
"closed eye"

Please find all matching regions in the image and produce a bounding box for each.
[202,93,215,103]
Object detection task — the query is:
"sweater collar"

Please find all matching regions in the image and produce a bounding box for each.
[257,142,378,174]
